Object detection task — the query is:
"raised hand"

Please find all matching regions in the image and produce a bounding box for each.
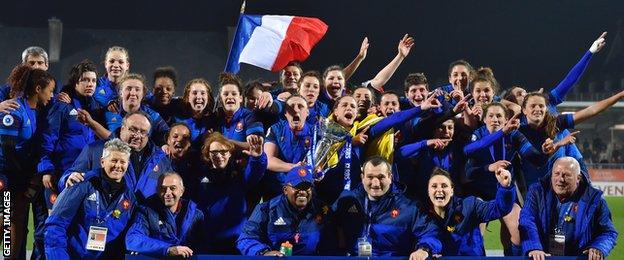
[358,37,370,60]
[488,160,511,173]
[495,168,512,188]
[502,112,521,134]
[256,91,274,110]
[353,125,370,146]
[76,109,94,125]
[243,135,264,157]
[426,138,452,151]
[542,138,557,155]
[453,94,472,113]
[421,94,442,111]
[589,32,607,53]
[398,34,415,58]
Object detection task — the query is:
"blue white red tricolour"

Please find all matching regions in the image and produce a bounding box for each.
[225,14,328,73]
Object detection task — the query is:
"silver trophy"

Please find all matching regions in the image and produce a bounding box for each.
[308,118,350,180]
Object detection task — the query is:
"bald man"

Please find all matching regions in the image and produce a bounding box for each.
[519,157,617,260]
[126,172,205,258]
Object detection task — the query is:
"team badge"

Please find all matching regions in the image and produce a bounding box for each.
[447,226,456,232]
[50,193,58,204]
[235,121,244,132]
[122,199,131,210]
[153,165,159,172]
[112,209,122,218]
[111,117,117,122]
[69,109,78,116]
[298,168,307,177]
[98,89,105,95]
[304,138,311,148]
[2,115,14,126]
[391,208,400,219]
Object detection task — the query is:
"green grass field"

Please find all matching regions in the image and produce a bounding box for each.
[25,197,624,256]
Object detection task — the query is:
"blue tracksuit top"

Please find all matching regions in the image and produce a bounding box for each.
[518,114,582,186]
[0,97,38,172]
[44,170,137,259]
[94,76,117,107]
[215,107,264,142]
[431,184,515,256]
[398,141,467,202]
[519,173,617,256]
[38,96,102,175]
[463,126,547,199]
[333,185,442,256]
[171,114,216,147]
[105,104,170,145]
[126,195,205,257]
[59,140,172,201]
[188,153,266,251]
[237,195,336,256]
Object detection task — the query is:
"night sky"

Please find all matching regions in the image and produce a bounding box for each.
[2,0,623,92]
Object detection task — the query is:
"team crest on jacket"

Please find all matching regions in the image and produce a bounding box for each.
[98,89,105,95]
[69,109,78,116]
[391,208,400,218]
[153,165,159,172]
[304,138,311,148]
[298,168,307,177]
[50,193,58,204]
[235,121,244,132]
[2,115,14,126]
[122,199,131,210]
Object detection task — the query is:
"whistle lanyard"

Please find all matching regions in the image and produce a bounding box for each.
[556,202,574,231]
[362,197,372,239]
[94,191,125,223]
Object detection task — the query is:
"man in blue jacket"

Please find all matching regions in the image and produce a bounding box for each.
[60,111,172,201]
[333,156,441,259]
[44,138,137,259]
[519,157,618,260]
[237,165,336,256]
[126,172,204,257]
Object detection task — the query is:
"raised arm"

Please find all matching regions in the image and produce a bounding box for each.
[343,37,369,81]
[573,90,624,125]
[367,34,414,92]
[550,32,606,105]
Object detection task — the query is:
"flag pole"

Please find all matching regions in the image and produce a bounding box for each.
[224,0,247,73]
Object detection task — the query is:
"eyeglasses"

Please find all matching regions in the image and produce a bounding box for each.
[209,149,230,156]
[127,127,149,137]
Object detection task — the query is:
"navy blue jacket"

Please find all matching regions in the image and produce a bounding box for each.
[464,127,547,199]
[189,153,266,252]
[44,169,136,259]
[237,195,336,255]
[126,195,205,257]
[59,140,172,201]
[431,184,515,256]
[333,185,442,256]
[38,96,102,175]
[519,173,618,256]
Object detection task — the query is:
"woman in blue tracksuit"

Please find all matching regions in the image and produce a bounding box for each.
[214,73,264,149]
[463,102,548,255]
[426,168,515,256]
[0,65,55,259]
[519,91,624,187]
[188,132,266,254]
[45,139,137,259]
[38,60,107,213]
[398,118,469,202]
[94,46,130,107]
[104,73,170,145]
[171,78,216,147]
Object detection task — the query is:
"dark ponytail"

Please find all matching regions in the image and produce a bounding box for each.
[7,64,54,99]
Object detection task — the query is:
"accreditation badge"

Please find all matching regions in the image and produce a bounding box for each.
[357,237,372,256]
[86,226,108,251]
[548,229,565,256]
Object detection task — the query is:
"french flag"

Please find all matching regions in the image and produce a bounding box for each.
[225,14,328,73]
